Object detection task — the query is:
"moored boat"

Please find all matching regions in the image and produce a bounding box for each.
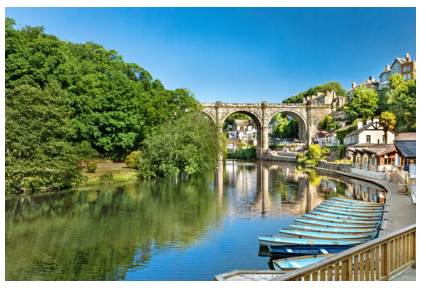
[322,201,384,211]
[258,235,363,246]
[331,197,383,206]
[310,210,382,221]
[318,204,384,214]
[289,224,378,236]
[303,214,380,226]
[268,245,350,259]
[295,218,381,229]
[278,229,370,240]
[272,254,336,271]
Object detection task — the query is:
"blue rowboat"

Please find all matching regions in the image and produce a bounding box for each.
[295,219,380,229]
[303,214,380,227]
[268,246,350,259]
[318,204,384,214]
[322,201,383,210]
[331,198,383,206]
[272,254,335,271]
[258,235,363,246]
[288,224,378,237]
[278,229,370,240]
[312,209,382,220]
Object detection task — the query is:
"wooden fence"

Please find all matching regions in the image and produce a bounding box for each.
[272,224,416,281]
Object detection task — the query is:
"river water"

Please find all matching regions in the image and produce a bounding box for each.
[5,160,386,281]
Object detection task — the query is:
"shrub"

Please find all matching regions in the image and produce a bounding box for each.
[87,160,97,173]
[125,151,142,169]
[227,146,257,160]
[270,144,277,150]
[99,173,113,182]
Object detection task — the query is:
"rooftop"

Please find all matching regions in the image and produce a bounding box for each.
[395,132,416,141]
[348,143,396,156]
[234,119,250,126]
[394,140,416,158]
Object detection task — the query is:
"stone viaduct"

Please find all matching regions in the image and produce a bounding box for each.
[202,100,336,158]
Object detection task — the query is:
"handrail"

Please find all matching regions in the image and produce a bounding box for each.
[272,224,416,281]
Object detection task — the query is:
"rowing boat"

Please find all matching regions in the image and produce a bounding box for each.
[318,204,384,214]
[311,209,382,220]
[278,229,370,240]
[258,235,363,246]
[316,206,383,216]
[322,201,384,211]
[295,218,381,229]
[331,198,383,206]
[302,214,380,226]
[272,254,336,271]
[288,224,378,236]
[268,245,351,259]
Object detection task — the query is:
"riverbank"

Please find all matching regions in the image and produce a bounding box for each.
[83,166,138,184]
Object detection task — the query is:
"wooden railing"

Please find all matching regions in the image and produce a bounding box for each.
[272,224,416,281]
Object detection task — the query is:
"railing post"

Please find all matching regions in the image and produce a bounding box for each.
[381,241,389,279]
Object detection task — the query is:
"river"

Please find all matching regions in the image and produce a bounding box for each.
[5,160,386,281]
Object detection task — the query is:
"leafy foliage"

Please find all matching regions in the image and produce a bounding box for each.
[87,161,97,173]
[5,17,201,160]
[320,115,335,130]
[338,144,346,160]
[272,118,298,138]
[347,84,378,121]
[227,146,257,160]
[379,111,397,144]
[283,81,347,103]
[5,81,86,191]
[384,74,416,132]
[99,173,114,182]
[137,114,221,177]
[125,151,142,169]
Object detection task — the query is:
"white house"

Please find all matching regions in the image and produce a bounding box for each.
[226,138,241,152]
[344,117,395,146]
[236,130,248,140]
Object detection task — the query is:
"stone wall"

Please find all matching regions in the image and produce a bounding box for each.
[261,150,298,162]
[317,160,352,172]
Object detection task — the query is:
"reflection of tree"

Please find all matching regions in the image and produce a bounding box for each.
[5,175,226,280]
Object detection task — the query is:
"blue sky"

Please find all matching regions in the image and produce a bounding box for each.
[6,7,416,103]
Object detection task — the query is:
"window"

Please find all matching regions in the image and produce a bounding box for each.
[366,135,371,143]
[403,67,406,72]
[408,74,411,80]
[382,135,385,143]
[404,75,407,80]
[408,66,411,71]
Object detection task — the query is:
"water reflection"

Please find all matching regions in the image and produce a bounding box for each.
[5,161,386,281]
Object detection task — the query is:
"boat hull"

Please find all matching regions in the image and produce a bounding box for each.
[278,229,370,240]
[310,210,382,221]
[315,207,383,217]
[289,224,378,237]
[303,214,380,227]
[331,198,383,206]
[258,235,363,246]
[295,218,380,229]
[268,245,351,259]
[272,254,335,271]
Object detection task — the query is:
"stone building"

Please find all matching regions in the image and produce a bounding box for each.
[379,53,415,90]
[348,76,379,100]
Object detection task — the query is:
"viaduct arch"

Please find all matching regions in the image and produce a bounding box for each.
[202,100,336,159]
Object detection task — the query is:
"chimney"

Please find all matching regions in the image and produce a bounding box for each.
[303,97,306,103]
[358,119,363,130]
[352,82,356,88]
[373,116,379,123]
[406,53,411,62]
[369,76,375,82]
[385,64,390,70]
[367,117,372,124]
[317,92,323,96]
[327,91,330,96]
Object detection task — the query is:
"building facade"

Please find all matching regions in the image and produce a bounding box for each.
[379,53,415,90]
[348,76,379,100]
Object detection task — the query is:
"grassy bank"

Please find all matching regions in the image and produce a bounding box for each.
[84,167,138,184]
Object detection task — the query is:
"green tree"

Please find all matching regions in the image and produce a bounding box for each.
[348,84,378,119]
[283,81,347,103]
[5,17,201,160]
[137,114,221,177]
[379,112,397,144]
[385,74,416,132]
[5,81,86,191]
[237,141,248,151]
[320,115,335,130]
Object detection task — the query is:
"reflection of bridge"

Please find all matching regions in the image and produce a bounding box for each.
[202,101,336,158]
[214,161,325,217]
